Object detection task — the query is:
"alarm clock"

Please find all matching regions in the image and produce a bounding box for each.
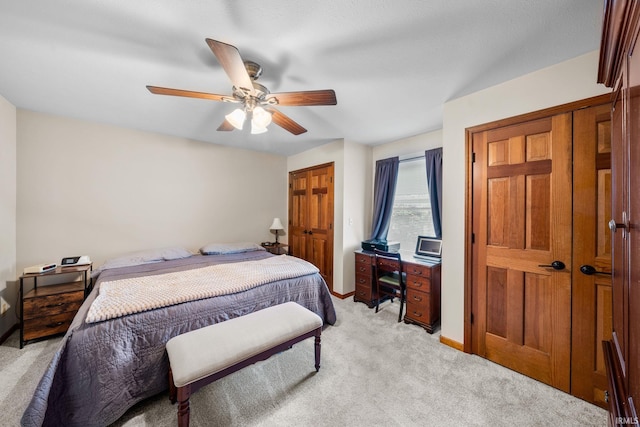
[61,255,91,266]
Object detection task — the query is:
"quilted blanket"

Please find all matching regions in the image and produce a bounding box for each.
[86,255,318,322]
[22,251,336,427]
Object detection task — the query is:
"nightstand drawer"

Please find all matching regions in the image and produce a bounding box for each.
[23,311,76,341]
[405,263,431,278]
[23,291,84,320]
[406,275,431,292]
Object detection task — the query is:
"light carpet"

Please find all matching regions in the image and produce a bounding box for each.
[0,296,607,426]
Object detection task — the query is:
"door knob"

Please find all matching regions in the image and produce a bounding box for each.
[538,261,566,270]
[579,264,612,276]
[608,220,626,233]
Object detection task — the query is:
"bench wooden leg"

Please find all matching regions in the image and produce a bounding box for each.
[314,329,321,371]
[169,367,177,404]
[176,385,191,427]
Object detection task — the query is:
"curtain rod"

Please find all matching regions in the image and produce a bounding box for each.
[399,155,424,163]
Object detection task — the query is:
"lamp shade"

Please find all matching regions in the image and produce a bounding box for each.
[269,218,284,231]
[252,106,272,128]
[225,108,246,130]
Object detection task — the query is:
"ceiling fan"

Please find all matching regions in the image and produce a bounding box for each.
[147,38,337,135]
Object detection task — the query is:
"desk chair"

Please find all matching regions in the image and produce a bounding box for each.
[373,249,406,322]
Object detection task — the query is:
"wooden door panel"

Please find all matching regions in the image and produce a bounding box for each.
[523,272,553,353]
[526,174,551,250]
[487,177,510,246]
[486,266,508,338]
[473,113,572,392]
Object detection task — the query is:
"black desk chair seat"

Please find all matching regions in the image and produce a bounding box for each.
[373,249,406,322]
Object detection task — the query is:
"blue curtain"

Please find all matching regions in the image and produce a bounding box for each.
[425,148,443,238]
[369,157,399,241]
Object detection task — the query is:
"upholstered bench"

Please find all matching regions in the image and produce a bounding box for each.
[165,302,324,427]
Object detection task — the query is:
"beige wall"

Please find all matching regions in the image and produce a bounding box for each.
[16,111,287,272]
[441,50,610,344]
[287,139,372,295]
[372,130,442,163]
[0,95,17,337]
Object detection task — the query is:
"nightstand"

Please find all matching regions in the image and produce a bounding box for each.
[261,242,289,255]
[20,264,92,348]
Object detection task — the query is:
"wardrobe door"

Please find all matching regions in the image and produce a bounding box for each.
[623,24,640,411]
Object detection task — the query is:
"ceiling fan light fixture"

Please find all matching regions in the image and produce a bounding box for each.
[225,108,246,130]
[252,106,272,128]
[251,124,268,134]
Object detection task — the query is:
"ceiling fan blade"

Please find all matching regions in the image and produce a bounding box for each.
[268,108,307,135]
[205,38,255,96]
[146,86,229,102]
[265,89,337,106]
[217,119,235,131]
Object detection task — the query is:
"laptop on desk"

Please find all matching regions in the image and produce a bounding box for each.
[413,236,442,262]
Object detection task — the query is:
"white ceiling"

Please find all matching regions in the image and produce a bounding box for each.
[0,0,603,156]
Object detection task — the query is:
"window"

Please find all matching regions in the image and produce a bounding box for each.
[386,157,435,252]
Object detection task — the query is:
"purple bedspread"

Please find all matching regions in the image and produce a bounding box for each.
[21,251,336,427]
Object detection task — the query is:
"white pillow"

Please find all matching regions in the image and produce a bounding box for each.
[97,246,193,271]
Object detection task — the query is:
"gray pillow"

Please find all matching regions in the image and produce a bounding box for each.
[96,246,193,273]
[199,242,265,255]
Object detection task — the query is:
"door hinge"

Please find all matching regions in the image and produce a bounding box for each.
[472,152,476,163]
[472,233,475,244]
[470,313,474,324]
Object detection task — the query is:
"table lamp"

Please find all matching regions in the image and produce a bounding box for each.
[270,218,284,244]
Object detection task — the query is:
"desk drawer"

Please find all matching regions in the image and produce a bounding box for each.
[356,253,373,266]
[355,273,372,287]
[406,298,431,323]
[407,288,430,307]
[355,283,373,302]
[406,275,431,292]
[23,291,84,320]
[355,263,372,277]
[405,263,431,278]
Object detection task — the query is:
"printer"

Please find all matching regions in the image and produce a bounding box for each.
[361,239,400,252]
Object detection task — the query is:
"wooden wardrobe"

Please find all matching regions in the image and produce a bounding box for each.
[598,0,640,423]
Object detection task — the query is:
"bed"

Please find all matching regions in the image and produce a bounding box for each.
[21,246,336,427]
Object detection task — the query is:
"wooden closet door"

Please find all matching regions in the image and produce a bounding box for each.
[472,114,572,391]
[288,163,334,292]
[571,103,613,408]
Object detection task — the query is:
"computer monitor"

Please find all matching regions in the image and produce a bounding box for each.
[414,236,442,259]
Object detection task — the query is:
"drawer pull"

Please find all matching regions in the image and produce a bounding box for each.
[413,281,422,287]
[45,302,65,308]
[358,278,366,284]
[46,321,65,328]
[358,267,367,272]
[412,311,422,317]
[412,295,423,302]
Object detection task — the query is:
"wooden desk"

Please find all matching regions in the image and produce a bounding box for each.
[354,249,441,333]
